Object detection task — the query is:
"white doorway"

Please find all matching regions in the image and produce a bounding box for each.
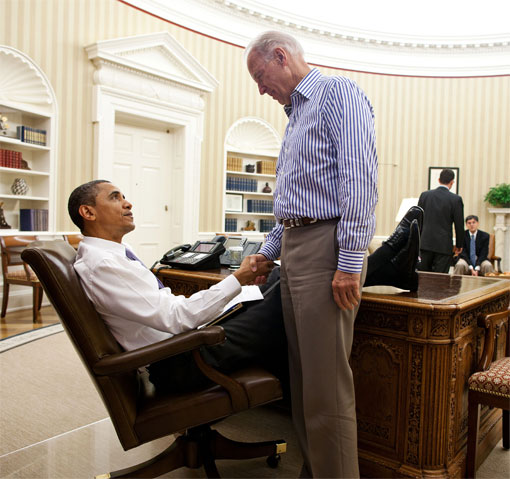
[113,119,182,266]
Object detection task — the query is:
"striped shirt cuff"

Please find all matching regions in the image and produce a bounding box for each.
[259,243,280,261]
[337,249,365,273]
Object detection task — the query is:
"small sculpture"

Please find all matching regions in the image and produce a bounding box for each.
[0,202,11,229]
[241,220,256,231]
[262,182,272,193]
[0,114,9,132]
[11,178,29,195]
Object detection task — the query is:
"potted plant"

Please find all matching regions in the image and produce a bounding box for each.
[484,183,510,208]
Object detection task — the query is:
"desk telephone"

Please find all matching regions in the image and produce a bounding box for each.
[159,236,262,270]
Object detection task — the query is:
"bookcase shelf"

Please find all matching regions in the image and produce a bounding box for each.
[0,46,57,233]
[222,118,281,234]
[0,194,49,201]
[0,136,50,151]
[0,166,50,177]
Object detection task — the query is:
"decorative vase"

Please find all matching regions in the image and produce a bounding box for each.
[262,182,272,193]
[11,178,28,195]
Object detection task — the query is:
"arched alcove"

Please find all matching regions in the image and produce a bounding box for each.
[0,45,57,232]
[223,117,280,235]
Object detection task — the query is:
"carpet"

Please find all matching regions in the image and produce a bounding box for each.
[0,331,108,457]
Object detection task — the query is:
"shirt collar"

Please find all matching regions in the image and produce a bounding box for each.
[284,68,323,117]
[80,235,128,255]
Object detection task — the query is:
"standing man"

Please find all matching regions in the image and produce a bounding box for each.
[418,168,464,273]
[454,215,494,276]
[246,31,378,478]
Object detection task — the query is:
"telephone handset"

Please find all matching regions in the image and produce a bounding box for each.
[160,240,225,270]
[160,244,192,263]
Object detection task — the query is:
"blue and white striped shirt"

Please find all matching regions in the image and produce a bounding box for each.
[259,68,378,273]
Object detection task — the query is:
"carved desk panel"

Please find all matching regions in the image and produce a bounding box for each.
[357,272,509,478]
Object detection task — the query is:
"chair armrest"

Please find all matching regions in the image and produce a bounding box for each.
[92,326,225,376]
[476,310,509,371]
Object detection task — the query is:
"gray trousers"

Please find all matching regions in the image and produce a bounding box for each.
[280,219,367,479]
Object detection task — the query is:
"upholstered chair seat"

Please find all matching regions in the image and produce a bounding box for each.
[468,357,510,398]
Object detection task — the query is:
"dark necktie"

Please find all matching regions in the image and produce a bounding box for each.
[470,234,477,267]
[125,248,165,289]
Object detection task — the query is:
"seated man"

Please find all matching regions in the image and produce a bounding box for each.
[453,215,494,276]
[69,180,422,393]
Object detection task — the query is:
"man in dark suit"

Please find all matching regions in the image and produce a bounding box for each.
[453,215,494,276]
[418,168,464,273]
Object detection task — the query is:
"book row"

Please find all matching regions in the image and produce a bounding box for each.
[259,219,276,233]
[224,218,238,232]
[226,157,243,172]
[0,148,24,169]
[246,199,273,213]
[20,208,48,231]
[226,176,258,192]
[256,160,276,175]
[17,126,47,146]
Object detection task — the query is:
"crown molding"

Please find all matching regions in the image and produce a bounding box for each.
[85,31,219,93]
[0,46,56,114]
[123,0,510,77]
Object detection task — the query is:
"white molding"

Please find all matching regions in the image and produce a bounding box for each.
[123,0,510,77]
[0,46,54,111]
[85,32,219,242]
[225,116,281,155]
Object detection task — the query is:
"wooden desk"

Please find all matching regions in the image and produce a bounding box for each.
[156,265,230,296]
[157,268,510,478]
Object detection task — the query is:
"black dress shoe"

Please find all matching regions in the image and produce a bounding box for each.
[389,219,420,291]
[384,206,424,252]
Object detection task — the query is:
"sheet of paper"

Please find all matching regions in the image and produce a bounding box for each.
[221,285,263,313]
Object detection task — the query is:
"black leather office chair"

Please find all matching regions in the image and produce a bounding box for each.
[22,239,286,478]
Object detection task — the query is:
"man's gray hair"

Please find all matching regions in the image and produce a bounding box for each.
[245,30,305,62]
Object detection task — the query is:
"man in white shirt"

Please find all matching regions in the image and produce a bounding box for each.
[69,180,285,391]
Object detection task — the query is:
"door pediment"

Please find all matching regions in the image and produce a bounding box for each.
[85,32,218,93]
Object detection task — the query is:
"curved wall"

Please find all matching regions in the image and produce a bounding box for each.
[1,0,508,237]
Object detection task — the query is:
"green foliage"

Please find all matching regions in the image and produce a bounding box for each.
[484,183,510,207]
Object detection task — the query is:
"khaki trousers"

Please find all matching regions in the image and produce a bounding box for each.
[280,219,367,478]
[453,258,494,276]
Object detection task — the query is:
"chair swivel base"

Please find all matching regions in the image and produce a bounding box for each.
[95,424,287,479]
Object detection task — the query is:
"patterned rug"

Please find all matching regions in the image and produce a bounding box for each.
[0,323,63,353]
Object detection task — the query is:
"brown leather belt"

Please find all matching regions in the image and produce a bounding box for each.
[279,217,319,229]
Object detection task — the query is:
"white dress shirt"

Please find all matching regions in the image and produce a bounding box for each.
[73,236,241,351]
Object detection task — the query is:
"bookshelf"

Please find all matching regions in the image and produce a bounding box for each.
[223,118,281,234]
[0,46,57,234]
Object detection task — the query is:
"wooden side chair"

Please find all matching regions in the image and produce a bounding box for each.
[466,309,510,477]
[488,234,502,273]
[1,235,43,323]
[63,233,83,250]
[22,240,287,478]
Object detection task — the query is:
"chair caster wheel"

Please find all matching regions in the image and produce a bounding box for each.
[267,453,281,468]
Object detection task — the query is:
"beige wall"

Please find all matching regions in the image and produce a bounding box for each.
[1,0,508,238]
